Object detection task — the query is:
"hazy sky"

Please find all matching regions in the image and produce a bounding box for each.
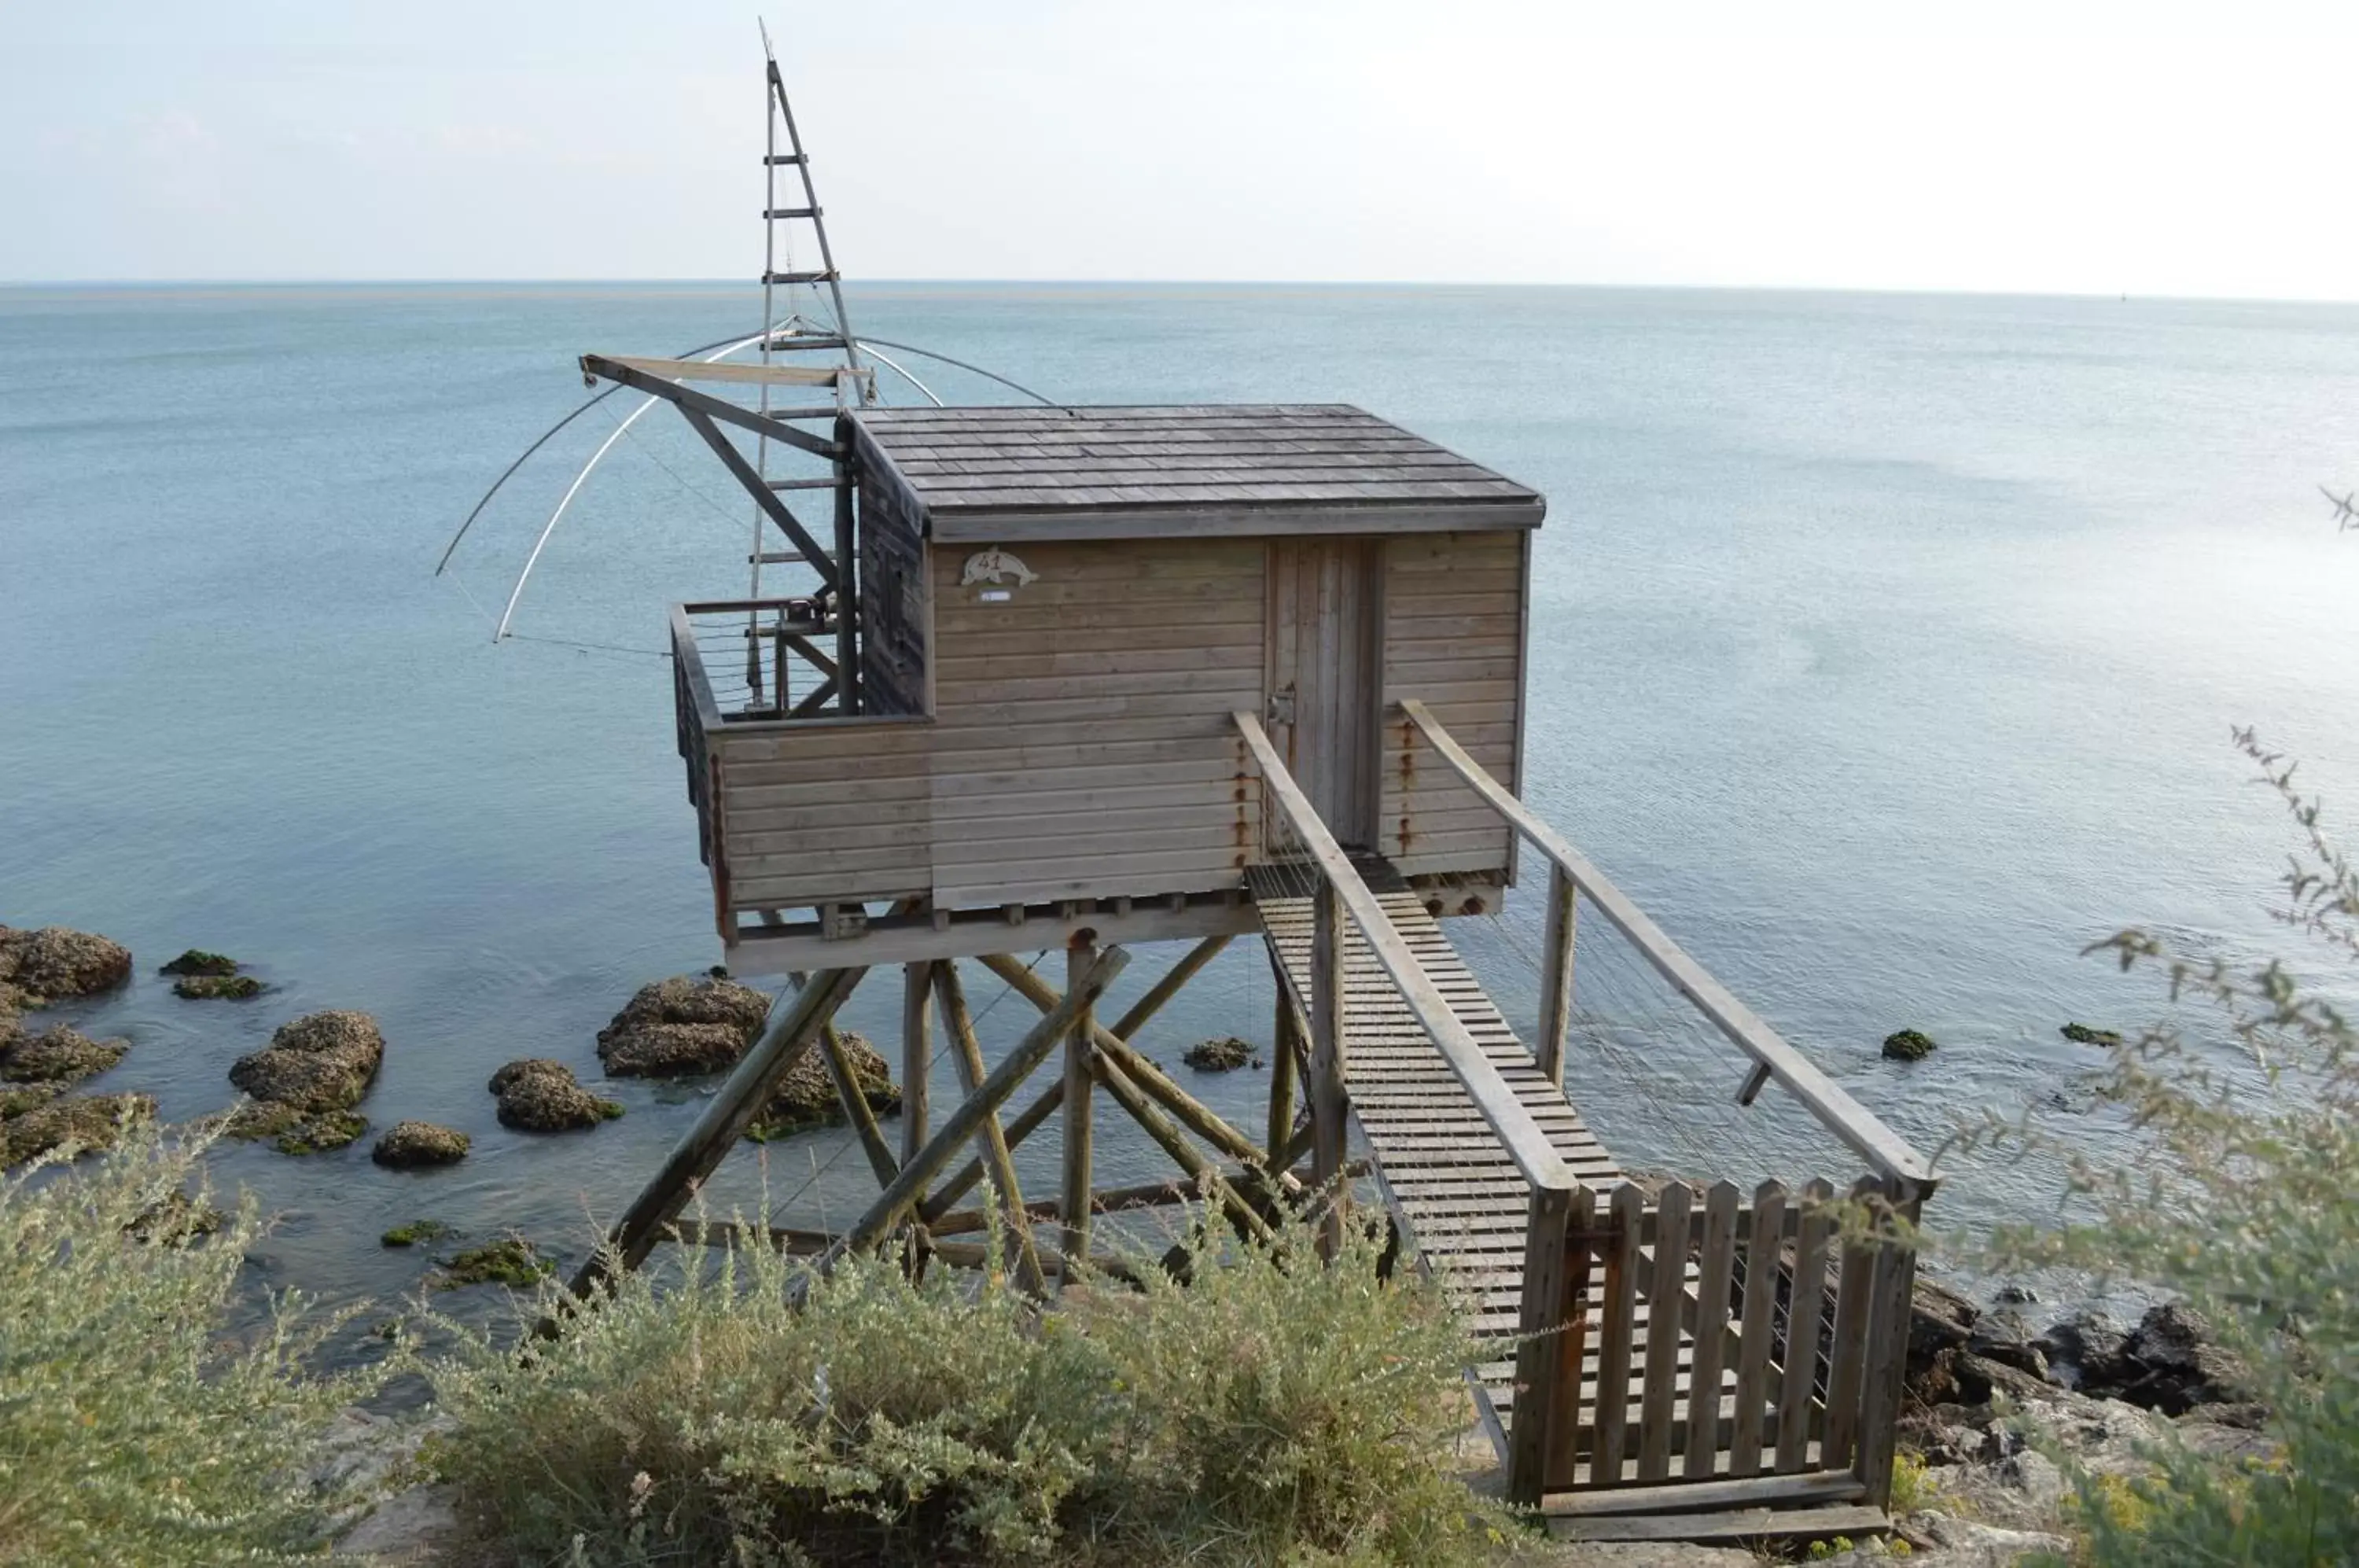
[5,2,2355,299]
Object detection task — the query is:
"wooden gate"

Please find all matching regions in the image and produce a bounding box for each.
[1508,1176,1920,1517]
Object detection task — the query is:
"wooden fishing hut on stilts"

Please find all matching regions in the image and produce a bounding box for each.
[542,57,1934,1544]
[557,374,1938,1541]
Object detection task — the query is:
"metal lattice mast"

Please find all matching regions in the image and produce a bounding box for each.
[747,23,866,713]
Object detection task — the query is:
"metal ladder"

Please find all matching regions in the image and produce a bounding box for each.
[746,23,869,716]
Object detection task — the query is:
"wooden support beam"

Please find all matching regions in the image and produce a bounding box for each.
[974,951,1279,1179]
[819,1022,900,1190]
[918,1077,1064,1226]
[1086,1039,1274,1246]
[1106,933,1234,1043]
[900,963,932,1170]
[1310,878,1349,1257]
[1062,940,1099,1271]
[674,405,840,588]
[1268,969,1301,1178]
[808,947,1129,1282]
[572,966,865,1294]
[1536,862,1577,1087]
[933,959,1047,1294]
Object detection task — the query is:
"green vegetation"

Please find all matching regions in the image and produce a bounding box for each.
[434,1238,556,1289]
[2059,1021,2122,1047]
[172,973,263,1000]
[381,1217,458,1248]
[0,1121,374,1564]
[1881,1028,1938,1062]
[157,950,239,977]
[1991,730,2359,1565]
[419,1214,1503,1566]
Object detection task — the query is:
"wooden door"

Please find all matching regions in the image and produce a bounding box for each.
[1266,539,1382,852]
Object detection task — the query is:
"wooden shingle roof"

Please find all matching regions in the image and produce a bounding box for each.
[848,404,1544,542]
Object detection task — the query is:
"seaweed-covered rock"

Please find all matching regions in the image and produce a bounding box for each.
[175,974,264,1000]
[0,1025,127,1084]
[381,1218,458,1248]
[160,949,241,977]
[0,926,134,1006]
[434,1239,554,1290]
[0,1091,156,1166]
[1882,1028,1938,1062]
[239,1108,368,1156]
[229,1010,384,1113]
[746,1029,900,1141]
[2060,1021,2123,1047]
[1182,1036,1253,1072]
[372,1121,470,1169]
[491,1058,621,1132]
[0,1082,62,1120]
[596,975,773,1078]
[487,1058,566,1096]
[125,1189,226,1245]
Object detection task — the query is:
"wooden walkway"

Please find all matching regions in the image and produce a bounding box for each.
[1249,861,1622,1450]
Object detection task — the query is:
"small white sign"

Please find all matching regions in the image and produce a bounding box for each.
[979,588,1012,603]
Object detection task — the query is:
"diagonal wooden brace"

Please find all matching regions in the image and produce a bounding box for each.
[572,966,867,1296]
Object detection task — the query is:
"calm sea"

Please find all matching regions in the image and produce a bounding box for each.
[4,282,2357,1327]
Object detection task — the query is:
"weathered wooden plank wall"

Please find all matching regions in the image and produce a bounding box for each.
[856,461,929,716]
[1382,529,1523,878]
[925,538,1264,907]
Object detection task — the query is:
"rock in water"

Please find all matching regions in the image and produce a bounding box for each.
[159,949,240,977]
[0,926,133,1006]
[1882,1028,1938,1062]
[596,975,773,1077]
[174,974,264,1000]
[0,1091,156,1167]
[1182,1036,1253,1072]
[0,1025,127,1084]
[229,1010,385,1113]
[372,1121,470,1169]
[489,1058,622,1132]
[2059,1021,2123,1047]
[381,1218,458,1247]
[433,1239,555,1290]
[745,1029,900,1140]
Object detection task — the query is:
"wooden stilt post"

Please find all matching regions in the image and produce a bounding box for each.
[975,951,1279,1179]
[819,1022,900,1190]
[1061,940,1098,1272]
[1310,878,1349,1257]
[933,959,1047,1294]
[808,946,1129,1282]
[573,966,866,1295]
[1537,863,1577,1088]
[1268,979,1301,1179]
[1087,1045,1274,1244]
[919,1078,1063,1227]
[901,962,932,1168]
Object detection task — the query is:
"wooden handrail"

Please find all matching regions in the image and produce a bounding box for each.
[1397,698,1934,1188]
[1234,712,1576,1193]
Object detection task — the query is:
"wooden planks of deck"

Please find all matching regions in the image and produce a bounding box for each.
[1247,861,1620,1445]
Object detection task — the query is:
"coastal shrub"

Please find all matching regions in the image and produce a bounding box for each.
[1989,729,2359,1564]
[0,1119,375,1565]
[420,1210,1500,1566]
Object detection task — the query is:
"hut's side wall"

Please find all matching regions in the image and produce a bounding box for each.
[1380,529,1524,878]
[856,457,929,717]
[924,536,1264,907]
